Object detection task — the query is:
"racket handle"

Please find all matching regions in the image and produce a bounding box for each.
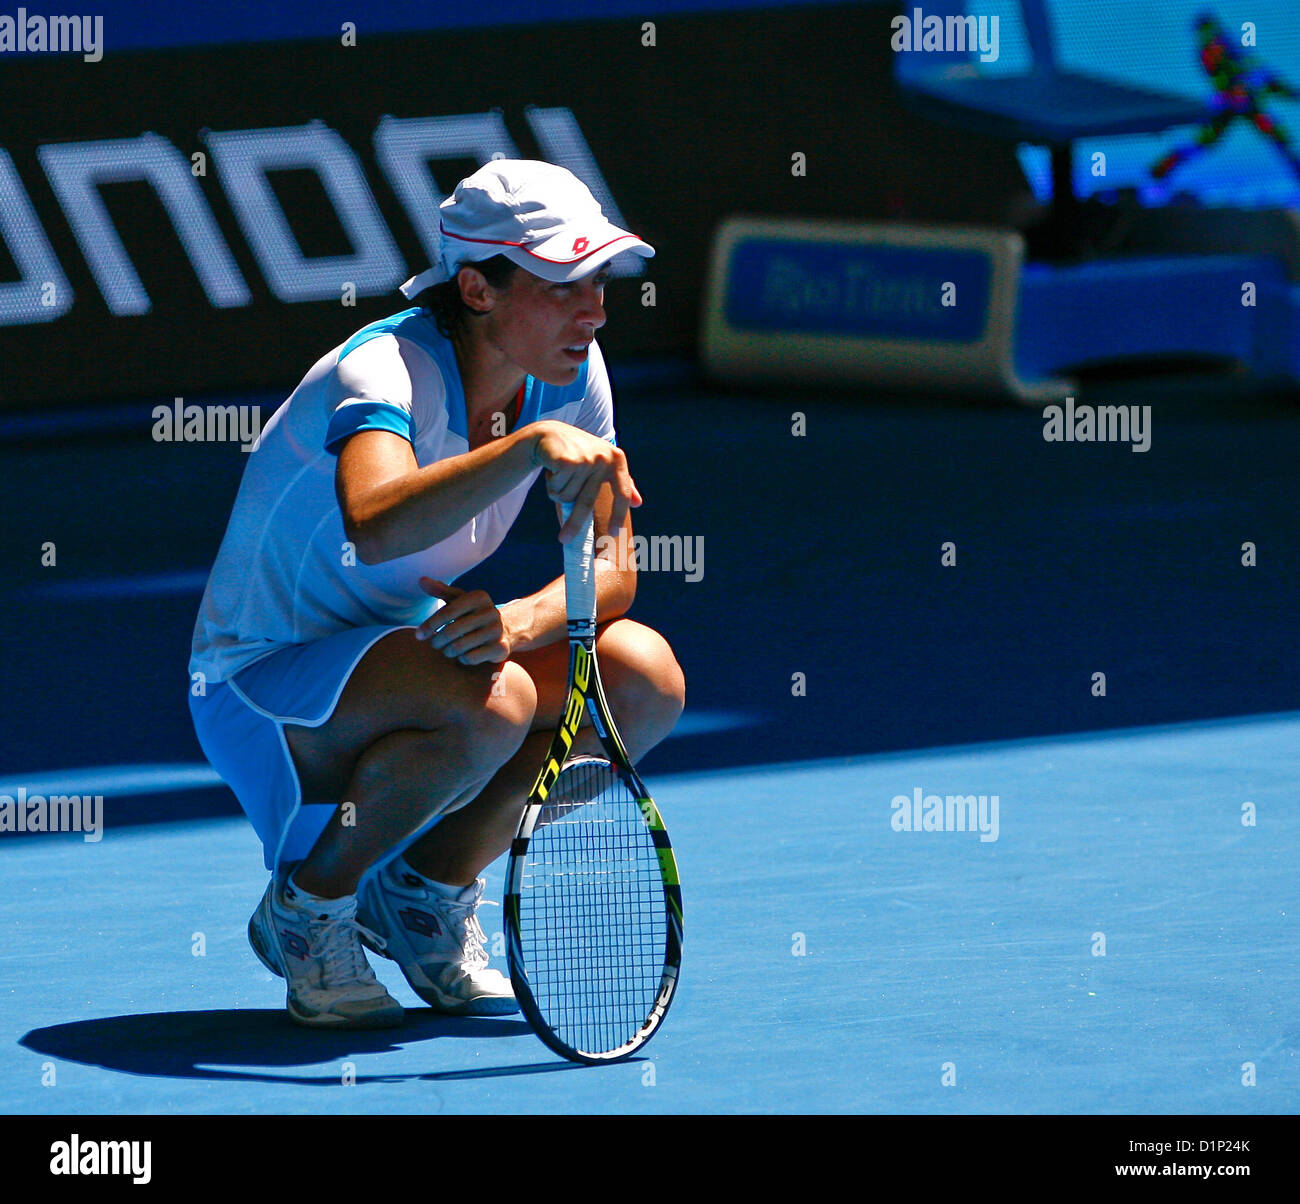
[561,503,597,638]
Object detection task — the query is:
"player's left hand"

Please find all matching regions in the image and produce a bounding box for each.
[415,578,516,664]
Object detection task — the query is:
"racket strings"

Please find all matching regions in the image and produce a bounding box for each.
[519,757,667,1055]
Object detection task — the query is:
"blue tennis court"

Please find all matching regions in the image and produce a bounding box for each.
[3,372,1297,1117]
[3,711,1297,1113]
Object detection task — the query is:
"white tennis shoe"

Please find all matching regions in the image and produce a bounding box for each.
[247,868,404,1029]
[358,861,518,1016]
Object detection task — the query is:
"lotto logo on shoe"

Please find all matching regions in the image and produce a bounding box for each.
[280,930,310,960]
[399,908,443,938]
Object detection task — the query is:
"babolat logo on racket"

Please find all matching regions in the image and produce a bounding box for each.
[535,647,591,801]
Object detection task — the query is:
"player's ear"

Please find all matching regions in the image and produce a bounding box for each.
[456,266,496,316]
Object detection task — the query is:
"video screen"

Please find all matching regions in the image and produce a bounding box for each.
[968,0,1300,207]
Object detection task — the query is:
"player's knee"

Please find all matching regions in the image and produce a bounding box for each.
[488,659,538,734]
[601,622,685,736]
[453,660,536,765]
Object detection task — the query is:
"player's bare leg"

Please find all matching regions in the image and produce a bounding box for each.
[255,629,536,1019]
[284,629,538,898]
[402,617,685,887]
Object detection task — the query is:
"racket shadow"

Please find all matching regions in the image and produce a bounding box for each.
[19,1008,536,1086]
[414,1056,650,1082]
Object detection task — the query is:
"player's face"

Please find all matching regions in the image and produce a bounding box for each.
[483,264,610,386]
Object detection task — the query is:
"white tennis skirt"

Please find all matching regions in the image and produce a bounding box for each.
[189,624,411,870]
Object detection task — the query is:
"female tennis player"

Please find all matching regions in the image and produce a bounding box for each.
[188,160,685,1028]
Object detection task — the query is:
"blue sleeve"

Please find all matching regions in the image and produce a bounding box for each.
[324,400,416,455]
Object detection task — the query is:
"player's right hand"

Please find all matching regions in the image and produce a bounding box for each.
[526,420,641,544]
[414,578,515,664]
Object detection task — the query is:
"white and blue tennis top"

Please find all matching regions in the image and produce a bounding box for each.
[189,307,616,684]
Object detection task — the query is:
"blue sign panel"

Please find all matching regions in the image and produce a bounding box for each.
[724,238,993,342]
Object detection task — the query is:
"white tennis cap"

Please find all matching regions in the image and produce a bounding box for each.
[399,159,654,297]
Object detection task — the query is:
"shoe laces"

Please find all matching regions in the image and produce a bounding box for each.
[436,879,495,971]
[307,905,386,987]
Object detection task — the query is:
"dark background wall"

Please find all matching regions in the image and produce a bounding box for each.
[0,2,1026,406]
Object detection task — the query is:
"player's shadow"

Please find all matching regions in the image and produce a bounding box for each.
[18,1009,584,1085]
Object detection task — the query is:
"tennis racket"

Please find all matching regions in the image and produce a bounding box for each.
[504,506,683,1064]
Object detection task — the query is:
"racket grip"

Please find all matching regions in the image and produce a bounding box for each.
[561,502,598,637]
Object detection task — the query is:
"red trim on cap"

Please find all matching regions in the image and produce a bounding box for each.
[441,223,641,265]
[441,225,532,251]
[522,232,641,265]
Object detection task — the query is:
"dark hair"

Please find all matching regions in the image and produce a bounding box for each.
[414,254,519,339]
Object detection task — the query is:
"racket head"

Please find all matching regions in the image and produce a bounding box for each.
[505,753,683,1064]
